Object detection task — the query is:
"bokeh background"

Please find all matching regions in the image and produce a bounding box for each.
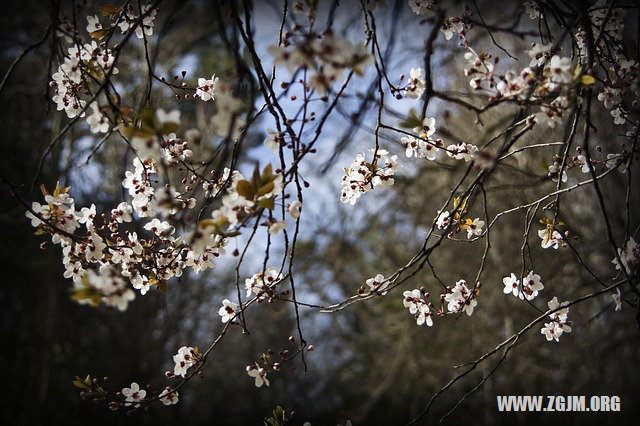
[1,0,639,425]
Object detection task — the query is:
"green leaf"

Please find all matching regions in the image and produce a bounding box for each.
[117,123,154,139]
[399,108,422,129]
[262,163,273,179]
[100,4,123,17]
[259,198,275,210]
[236,180,255,199]
[256,181,275,198]
[73,376,88,389]
[139,104,158,132]
[161,122,180,135]
[580,74,595,86]
[90,28,110,40]
[251,164,262,190]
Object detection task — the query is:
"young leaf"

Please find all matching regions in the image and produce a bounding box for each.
[259,198,275,210]
[256,181,275,198]
[580,75,595,86]
[399,108,422,129]
[100,4,123,17]
[90,28,110,40]
[262,163,273,179]
[236,180,255,199]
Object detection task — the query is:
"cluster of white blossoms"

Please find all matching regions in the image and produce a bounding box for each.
[408,0,436,15]
[436,211,485,239]
[541,297,572,342]
[440,17,465,41]
[402,68,426,99]
[463,49,496,91]
[210,166,284,229]
[438,2,636,130]
[28,94,290,312]
[444,279,479,316]
[51,4,158,131]
[50,40,118,120]
[516,1,636,130]
[502,271,544,301]
[340,149,399,205]
[26,185,133,310]
[400,116,478,166]
[576,1,636,126]
[128,109,188,164]
[245,267,284,302]
[269,30,372,95]
[117,1,157,39]
[162,132,194,165]
[80,265,136,311]
[548,143,632,185]
[114,346,200,408]
[435,196,485,240]
[612,237,639,275]
[402,289,434,326]
[401,117,444,160]
[172,346,199,378]
[399,280,481,327]
[494,52,578,128]
[121,158,157,218]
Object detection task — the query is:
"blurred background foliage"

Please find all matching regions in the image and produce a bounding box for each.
[1,0,639,425]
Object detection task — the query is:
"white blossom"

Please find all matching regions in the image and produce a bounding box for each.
[268,220,286,235]
[264,128,281,153]
[612,288,622,311]
[463,218,484,239]
[524,2,541,19]
[502,273,520,298]
[288,200,302,219]
[218,299,239,323]
[538,226,563,249]
[196,75,219,101]
[521,271,544,301]
[612,237,638,273]
[366,273,390,295]
[246,364,270,387]
[159,387,179,405]
[122,382,146,407]
[86,15,102,33]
